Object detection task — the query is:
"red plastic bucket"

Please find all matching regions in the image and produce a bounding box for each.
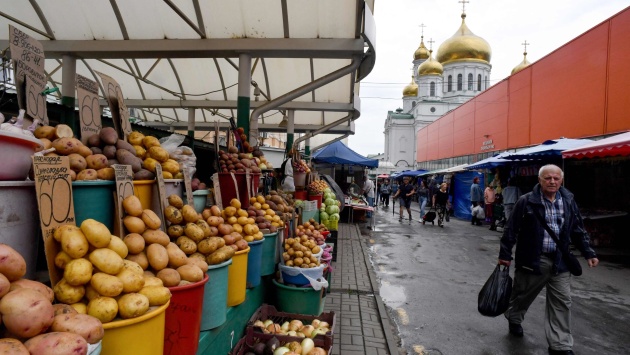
[308,194,323,209]
[218,172,249,208]
[163,274,209,355]
[294,190,307,200]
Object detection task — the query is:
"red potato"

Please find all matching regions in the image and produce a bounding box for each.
[9,279,54,302]
[0,288,54,338]
[52,304,78,317]
[51,313,104,344]
[0,273,10,298]
[0,244,26,281]
[24,332,87,355]
[0,338,29,354]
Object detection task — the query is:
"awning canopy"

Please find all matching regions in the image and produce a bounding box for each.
[562,131,630,159]
[311,141,378,168]
[395,169,427,178]
[504,138,593,161]
[465,151,514,170]
[376,174,389,178]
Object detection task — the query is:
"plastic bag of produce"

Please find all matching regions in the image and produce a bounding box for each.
[159,134,197,176]
[478,265,512,317]
[278,264,328,290]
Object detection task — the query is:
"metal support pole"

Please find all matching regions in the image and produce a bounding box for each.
[305,130,311,157]
[237,54,251,144]
[61,55,76,128]
[286,110,294,153]
[188,108,195,149]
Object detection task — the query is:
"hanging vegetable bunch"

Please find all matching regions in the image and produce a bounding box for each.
[292,159,310,174]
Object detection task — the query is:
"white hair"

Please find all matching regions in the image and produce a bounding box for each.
[538,164,564,179]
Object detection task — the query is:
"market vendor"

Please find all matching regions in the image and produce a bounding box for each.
[279,155,295,192]
[347,179,362,198]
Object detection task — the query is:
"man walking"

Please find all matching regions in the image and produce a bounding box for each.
[392,176,414,221]
[502,178,522,221]
[380,180,392,207]
[362,175,375,219]
[498,164,598,355]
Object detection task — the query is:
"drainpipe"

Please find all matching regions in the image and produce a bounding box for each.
[188,108,195,149]
[61,55,76,130]
[237,54,251,143]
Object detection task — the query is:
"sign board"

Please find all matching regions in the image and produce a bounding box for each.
[25,75,47,123]
[31,155,75,286]
[76,74,102,144]
[96,71,132,139]
[113,165,134,238]
[183,168,194,207]
[212,173,222,210]
[154,164,168,228]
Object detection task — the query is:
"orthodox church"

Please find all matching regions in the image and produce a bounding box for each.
[383,9,530,169]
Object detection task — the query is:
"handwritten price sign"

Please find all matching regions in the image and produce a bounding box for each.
[76,74,102,144]
[183,168,194,207]
[113,164,134,237]
[154,164,167,228]
[96,72,132,140]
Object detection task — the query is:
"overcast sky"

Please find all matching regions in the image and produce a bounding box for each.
[347,0,629,157]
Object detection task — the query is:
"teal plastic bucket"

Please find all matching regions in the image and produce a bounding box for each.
[72,181,115,230]
[261,232,278,276]
[192,189,209,213]
[200,259,231,330]
[272,279,325,316]
[246,238,265,288]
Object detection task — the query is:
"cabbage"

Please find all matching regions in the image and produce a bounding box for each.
[324,198,336,206]
[324,188,332,194]
[329,213,340,221]
[320,207,326,213]
[324,192,335,201]
[326,205,340,215]
[320,212,329,221]
[294,199,305,208]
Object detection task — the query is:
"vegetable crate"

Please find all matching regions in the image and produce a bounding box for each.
[325,232,338,262]
[245,304,336,349]
[230,335,332,355]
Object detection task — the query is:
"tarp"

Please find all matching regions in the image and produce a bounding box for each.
[504,138,592,161]
[562,131,630,159]
[453,171,485,220]
[397,169,428,178]
[465,152,515,170]
[312,141,378,168]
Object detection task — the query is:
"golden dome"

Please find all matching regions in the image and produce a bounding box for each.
[436,13,492,64]
[418,50,443,76]
[402,76,418,97]
[511,52,531,75]
[414,36,430,60]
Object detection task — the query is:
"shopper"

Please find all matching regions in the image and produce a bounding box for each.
[501,178,522,221]
[380,180,392,207]
[416,180,429,220]
[484,185,496,223]
[392,176,414,221]
[498,164,599,355]
[471,204,485,226]
[470,177,483,207]
[432,183,449,228]
[362,175,375,219]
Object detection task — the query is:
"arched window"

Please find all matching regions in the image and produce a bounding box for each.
[430,82,435,97]
[457,74,463,91]
[477,74,482,91]
[468,73,473,90]
[447,75,453,92]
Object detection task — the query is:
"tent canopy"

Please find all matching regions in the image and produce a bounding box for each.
[504,138,592,161]
[562,131,630,159]
[465,151,514,170]
[396,169,427,178]
[311,141,378,168]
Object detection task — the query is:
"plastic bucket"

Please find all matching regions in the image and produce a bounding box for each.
[279,264,325,287]
[294,190,307,201]
[133,180,155,210]
[164,274,208,355]
[294,173,306,188]
[308,194,323,209]
[192,189,209,213]
[101,301,169,355]
[273,279,325,316]
[72,181,115,231]
[246,238,265,288]
[227,246,250,307]
[164,179,184,198]
[261,232,278,276]
[217,173,250,208]
[201,259,232,330]
[0,181,39,279]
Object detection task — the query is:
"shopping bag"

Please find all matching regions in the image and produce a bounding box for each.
[478,265,512,317]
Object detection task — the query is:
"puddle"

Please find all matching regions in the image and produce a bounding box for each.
[380,280,406,308]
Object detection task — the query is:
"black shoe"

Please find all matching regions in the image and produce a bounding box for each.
[548,348,574,355]
[508,323,523,337]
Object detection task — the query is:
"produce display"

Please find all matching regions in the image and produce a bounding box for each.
[126,131,184,180]
[292,159,310,174]
[217,146,265,174]
[238,336,326,355]
[3,109,42,136]
[253,318,330,338]
[306,180,328,196]
[281,232,322,269]
[319,188,341,229]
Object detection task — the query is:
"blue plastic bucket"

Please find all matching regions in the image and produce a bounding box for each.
[246,238,265,288]
[261,232,278,276]
[72,181,115,230]
[200,259,231,330]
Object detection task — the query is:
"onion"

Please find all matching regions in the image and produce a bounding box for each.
[290,319,303,330]
[296,332,305,338]
[301,325,315,337]
[281,321,290,332]
[263,319,274,328]
[300,338,314,355]
[273,346,290,355]
[254,320,265,328]
[287,330,297,336]
[267,323,281,334]
[318,321,329,329]
[307,347,327,355]
[311,319,321,328]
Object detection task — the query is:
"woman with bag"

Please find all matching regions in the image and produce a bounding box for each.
[431,183,449,228]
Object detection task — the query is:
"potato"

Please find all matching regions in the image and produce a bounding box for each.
[235,239,248,251]
[182,205,199,223]
[133,169,155,180]
[165,206,183,224]
[142,136,160,149]
[53,279,86,304]
[126,252,149,270]
[70,303,87,314]
[97,167,115,180]
[121,259,144,276]
[177,264,203,283]
[143,270,155,277]
[116,139,136,155]
[161,159,180,174]
[139,286,171,306]
[146,244,168,271]
[184,223,204,242]
[102,145,117,159]
[90,272,123,297]
[167,225,184,238]
[85,154,109,170]
[176,236,197,255]
[34,125,56,139]
[68,153,87,173]
[76,169,97,181]
[142,157,159,173]
[186,257,208,272]
[141,209,161,230]
[51,313,104,344]
[133,145,146,159]
[63,258,93,286]
[107,235,129,259]
[80,219,112,248]
[39,138,53,150]
[89,248,124,275]
[161,171,172,179]
[52,137,82,155]
[165,243,187,268]
[118,293,150,319]
[197,237,222,255]
[77,145,93,158]
[87,297,118,323]
[89,147,102,156]
[60,229,89,259]
[122,195,143,217]
[143,276,164,288]
[0,288,54,338]
[24,332,87,355]
[147,146,169,163]
[0,338,29,354]
[54,224,80,242]
[128,131,145,146]
[0,273,9,299]
[9,279,54,302]
[206,246,235,265]
[117,149,142,173]
[84,284,100,301]
[206,216,223,227]
[142,229,170,246]
[156,268,181,287]
[116,269,145,293]
[123,233,145,254]
[124,216,146,234]
[196,220,212,238]
[53,304,78,316]
[189,252,207,262]
[87,134,101,148]
[99,127,118,145]
[54,251,73,269]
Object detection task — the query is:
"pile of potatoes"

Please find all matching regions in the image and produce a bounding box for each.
[53,219,172,324]
[0,243,105,354]
[282,235,322,269]
[121,195,207,288]
[126,131,183,180]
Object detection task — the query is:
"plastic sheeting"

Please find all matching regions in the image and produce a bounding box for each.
[453,171,484,220]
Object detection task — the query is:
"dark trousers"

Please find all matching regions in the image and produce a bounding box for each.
[381,193,390,206]
[471,216,483,225]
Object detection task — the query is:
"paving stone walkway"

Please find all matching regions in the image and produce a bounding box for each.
[324,223,399,355]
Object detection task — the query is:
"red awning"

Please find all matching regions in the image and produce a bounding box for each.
[377,174,390,178]
[562,131,630,159]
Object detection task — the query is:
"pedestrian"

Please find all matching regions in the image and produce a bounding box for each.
[362,175,375,219]
[392,176,414,221]
[376,181,382,206]
[470,177,483,207]
[416,180,429,221]
[432,183,449,227]
[380,180,392,207]
[471,203,485,226]
[498,164,599,355]
[484,185,495,223]
[501,178,522,221]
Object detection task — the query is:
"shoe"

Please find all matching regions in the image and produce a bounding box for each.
[422,221,425,225]
[398,217,403,221]
[408,217,412,221]
[508,323,523,337]
[548,348,574,355]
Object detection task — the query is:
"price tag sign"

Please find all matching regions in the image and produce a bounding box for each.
[212,173,222,210]
[113,165,134,238]
[154,164,167,228]
[183,168,194,207]
[96,71,132,140]
[76,74,102,144]
[32,155,75,286]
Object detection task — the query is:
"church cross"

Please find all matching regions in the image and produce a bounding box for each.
[521,40,530,54]
[418,23,427,38]
[459,0,469,13]
[427,38,435,51]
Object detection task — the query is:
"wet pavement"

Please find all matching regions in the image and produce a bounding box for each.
[365,202,630,355]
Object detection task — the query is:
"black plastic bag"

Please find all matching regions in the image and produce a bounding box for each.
[478,265,513,317]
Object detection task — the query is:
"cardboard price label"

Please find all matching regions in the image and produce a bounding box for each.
[96,71,132,139]
[76,74,102,144]
[212,173,222,210]
[154,164,167,228]
[114,165,134,237]
[183,168,194,207]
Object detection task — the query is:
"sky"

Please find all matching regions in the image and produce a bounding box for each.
[347,0,630,157]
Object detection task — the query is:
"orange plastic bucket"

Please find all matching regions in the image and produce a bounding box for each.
[227,247,250,307]
[101,302,169,355]
[133,180,155,210]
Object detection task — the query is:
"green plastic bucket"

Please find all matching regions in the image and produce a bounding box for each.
[200,259,231,330]
[272,279,325,316]
[246,238,265,288]
[72,181,115,231]
[261,232,278,276]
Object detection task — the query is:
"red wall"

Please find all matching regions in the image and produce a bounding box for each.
[416,6,630,162]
